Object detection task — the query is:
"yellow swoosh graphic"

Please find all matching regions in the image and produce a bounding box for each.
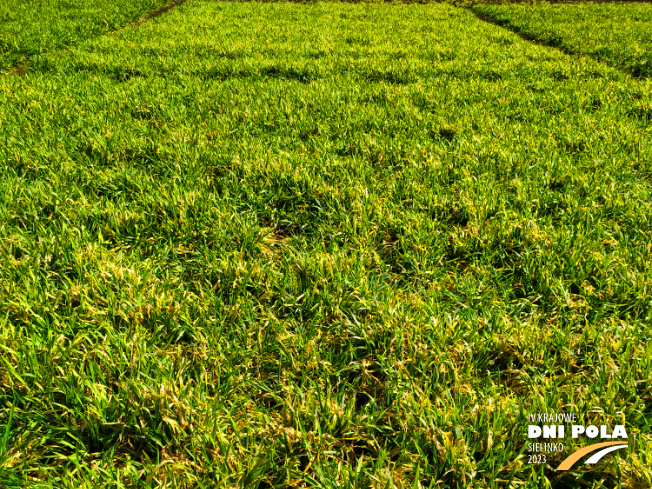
[584,444,628,464]
[557,441,628,471]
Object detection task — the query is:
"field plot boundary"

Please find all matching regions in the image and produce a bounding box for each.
[471,3,651,80]
[470,8,577,57]
[0,0,187,78]
[129,0,188,27]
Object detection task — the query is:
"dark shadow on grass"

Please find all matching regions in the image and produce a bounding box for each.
[200,66,317,83]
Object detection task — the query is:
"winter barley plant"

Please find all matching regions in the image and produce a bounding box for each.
[0,1,651,487]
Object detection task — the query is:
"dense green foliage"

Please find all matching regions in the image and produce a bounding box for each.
[0,1,651,487]
[475,2,652,78]
[0,0,169,72]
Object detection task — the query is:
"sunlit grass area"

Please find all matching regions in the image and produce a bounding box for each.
[0,1,651,487]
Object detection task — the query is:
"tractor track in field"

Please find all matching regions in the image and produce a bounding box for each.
[0,0,187,78]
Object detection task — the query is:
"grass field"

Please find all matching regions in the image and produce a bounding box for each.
[1,1,652,487]
[475,2,652,78]
[0,0,169,73]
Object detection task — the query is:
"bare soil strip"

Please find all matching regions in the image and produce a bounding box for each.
[135,0,187,25]
[1,64,29,77]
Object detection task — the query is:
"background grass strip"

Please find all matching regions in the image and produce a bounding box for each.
[474,1,652,78]
[0,0,170,73]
